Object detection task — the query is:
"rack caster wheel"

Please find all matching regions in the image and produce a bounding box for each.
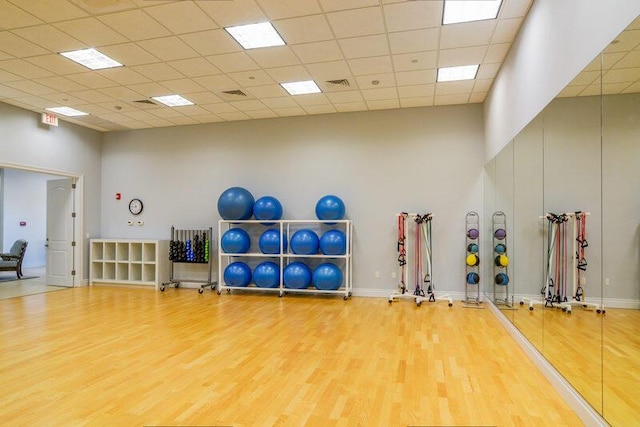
[226,289,231,294]
[211,284,216,290]
[216,290,221,295]
[388,299,393,304]
[562,307,566,312]
[175,283,179,288]
[416,300,421,307]
[343,296,349,300]
[597,309,601,314]
[160,286,165,292]
[448,302,453,307]
[198,288,204,294]
[520,301,524,306]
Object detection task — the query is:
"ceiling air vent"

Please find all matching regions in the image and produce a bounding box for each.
[133,99,156,105]
[326,79,350,87]
[222,90,248,97]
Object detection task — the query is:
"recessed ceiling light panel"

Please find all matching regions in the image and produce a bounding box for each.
[443,0,503,25]
[59,48,123,70]
[437,65,480,82]
[280,80,322,95]
[151,95,194,107]
[45,107,89,117]
[225,22,286,50]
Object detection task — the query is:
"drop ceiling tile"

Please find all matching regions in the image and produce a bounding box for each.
[0,32,49,57]
[228,70,275,87]
[0,51,13,61]
[603,68,640,84]
[247,46,300,68]
[612,51,640,69]
[355,73,395,89]
[193,74,239,91]
[440,20,496,50]
[200,103,240,115]
[326,7,385,39]
[325,90,363,103]
[383,1,443,32]
[98,67,150,85]
[35,76,87,92]
[71,103,114,115]
[398,84,434,98]
[54,17,129,46]
[207,52,260,73]
[303,104,337,115]
[339,34,389,59]
[472,79,493,93]
[127,82,173,98]
[98,9,171,41]
[169,105,210,116]
[264,65,311,82]
[197,0,266,27]
[469,92,487,103]
[167,58,221,78]
[246,109,279,119]
[500,0,533,19]
[0,59,54,79]
[388,28,439,54]
[144,2,218,34]
[492,18,523,44]
[305,61,352,80]
[0,1,44,29]
[149,106,187,119]
[392,51,438,72]
[13,24,85,52]
[217,111,250,121]
[180,30,241,56]
[122,110,161,123]
[273,15,333,45]
[485,43,511,63]
[67,72,117,89]
[438,46,487,67]
[293,93,330,106]
[580,84,602,97]
[399,97,434,108]
[68,89,116,103]
[621,80,640,93]
[396,69,436,86]
[367,99,399,110]
[318,0,379,13]
[11,95,52,108]
[25,54,88,75]
[12,0,87,22]
[603,82,633,94]
[434,93,469,105]
[604,29,640,53]
[245,84,288,98]
[361,87,397,101]
[41,92,86,106]
[261,96,297,108]
[255,0,322,20]
[229,99,268,111]
[168,116,200,126]
[97,86,144,101]
[137,37,199,62]
[186,91,224,105]
[334,101,367,112]
[291,41,343,64]
[348,56,392,76]
[436,80,475,96]
[4,79,57,95]
[131,63,185,81]
[272,106,306,117]
[99,43,159,66]
[159,79,206,94]
[568,70,600,87]
[0,69,21,83]
[194,115,224,124]
[477,62,501,79]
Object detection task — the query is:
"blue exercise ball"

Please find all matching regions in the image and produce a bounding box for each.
[319,229,346,255]
[290,229,319,255]
[253,261,280,288]
[221,228,251,253]
[313,263,343,290]
[253,196,283,224]
[283,262,312,289]
[315,195,345,223]
[258,229,288,254]
[217,187,254,220]
[224,262,252,287]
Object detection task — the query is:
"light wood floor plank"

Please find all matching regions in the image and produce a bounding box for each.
[0,287,583,426]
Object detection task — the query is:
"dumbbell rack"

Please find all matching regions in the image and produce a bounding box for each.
[492,212,512,308]
[160,226,216,293]
[464,211,481,306]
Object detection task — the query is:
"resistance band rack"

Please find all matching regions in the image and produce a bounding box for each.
[161,226,217,293]
[492,211,512,308]
[389,212,453,307]
[521,212,603,314]
[464,211,481,306]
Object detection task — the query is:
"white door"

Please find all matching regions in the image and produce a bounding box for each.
[46,178,75,287]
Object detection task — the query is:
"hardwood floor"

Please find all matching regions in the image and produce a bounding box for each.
[0,287,582,426]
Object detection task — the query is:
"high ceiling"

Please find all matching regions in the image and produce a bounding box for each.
[1,0,534,131]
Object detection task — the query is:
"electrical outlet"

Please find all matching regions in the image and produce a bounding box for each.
[605,278,610,287]
[375,271,380,278]
[580,277,586,285]
[127,220,133,226]
[136,220,144,226]
[391,271,396,279]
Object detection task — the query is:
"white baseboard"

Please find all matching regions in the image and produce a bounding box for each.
[514,293,640,309]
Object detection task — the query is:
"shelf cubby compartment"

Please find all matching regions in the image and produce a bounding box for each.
[104,242,116,261]
[130,243,143,262]
[103,262,116,281]
[91,262,103,280]
[129,263,143,282]
[143,243,156,262]
[91,242,104,260]
[116,262,129,281]
[116,242,129,261]
[143,263,156,283]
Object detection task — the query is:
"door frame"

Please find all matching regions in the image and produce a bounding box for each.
[0,161,84,286]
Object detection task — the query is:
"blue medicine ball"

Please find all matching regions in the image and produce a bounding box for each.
[466,272,480,285]
[258,229,288,254]
[319,229,346,255]
[315,195,345,223]
[221,228,251,253]
[313,263,343,290]
[290,229,319,255]
[283,262,312,289]
[217,187,254,220]
[495,244,507,254]
[224,262,252,287]
[495,273,509,286]
[253,196,283,224]
[253,261,280,288]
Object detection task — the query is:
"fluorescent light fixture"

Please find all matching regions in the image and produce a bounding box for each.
[225,22,285,49]
[151,94,194,107]
[437,65,479,82]
[59,48,123,70]
[280,80,322,95]
[45,107,89,117]
[443,0,503,25]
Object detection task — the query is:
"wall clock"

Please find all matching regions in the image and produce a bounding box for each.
[129,198,143,215]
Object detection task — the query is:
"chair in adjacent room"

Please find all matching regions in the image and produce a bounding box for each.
[0,239,28,279]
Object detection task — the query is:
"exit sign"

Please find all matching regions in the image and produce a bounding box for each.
[42,112,58,126]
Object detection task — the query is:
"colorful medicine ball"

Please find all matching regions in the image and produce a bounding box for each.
[220,228,251,253]
[466,272,480,285]
[319,229,346,255]
[290,229,319,255]
[466,253,479,267]
[217,187,254,220]
[283,262,312,289]
[495,254,509,267]
[495,273,509,285]
[315,195,345,223]
[467,228,479,240]
[253,196,283,224]
[467,243,479,253]
[495,244,507,254]
[494,228,507,240]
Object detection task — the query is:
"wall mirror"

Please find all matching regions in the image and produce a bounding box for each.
[483,15,640,426]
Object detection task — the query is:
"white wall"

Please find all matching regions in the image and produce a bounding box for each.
[484,0,640,161]
[0,102,103,282]
[101,105,485,295]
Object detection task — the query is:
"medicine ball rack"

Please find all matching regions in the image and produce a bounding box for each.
[160,226,216,293]
[217,219,353,299]
[492,211,513,308]
[464,211,482,307]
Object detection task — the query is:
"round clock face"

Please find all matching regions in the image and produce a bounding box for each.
[129,198,143,215]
